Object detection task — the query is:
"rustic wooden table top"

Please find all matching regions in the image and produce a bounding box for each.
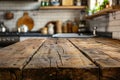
[0,37,120,80]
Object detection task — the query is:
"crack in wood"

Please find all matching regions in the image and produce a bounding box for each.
[56,47,64,66]
[48,48,52,67]
[21,40,46,80]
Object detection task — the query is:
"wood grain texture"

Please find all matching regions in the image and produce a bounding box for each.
[23,38,98,80]
[1,38,120,80]
[0,39,45,80]
[69,38,120,80]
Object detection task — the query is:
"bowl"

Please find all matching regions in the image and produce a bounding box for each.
[51,1,60,6]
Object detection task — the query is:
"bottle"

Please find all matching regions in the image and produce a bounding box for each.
[67,20,72,33]
[62,23,67,33]
[94,0,100,13]
[45,0,49,6]
[76,0,81,6]
[109,0,113,7]
[117,0,120,5]
[41,0,45,6]
[72,22,78,33]
[81,0,87,6]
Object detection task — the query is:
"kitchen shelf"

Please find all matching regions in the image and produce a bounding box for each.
[0,0,37,1]
[85,5,120,19]
[40,6,86,10]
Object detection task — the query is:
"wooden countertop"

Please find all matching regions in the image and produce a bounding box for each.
[0,38,120,80]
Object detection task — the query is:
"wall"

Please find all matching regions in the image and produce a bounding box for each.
[0,1,80,32]
[89,11,120,40]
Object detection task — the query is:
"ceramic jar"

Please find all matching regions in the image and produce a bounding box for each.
[48,23,54,34]
[41,27,48,34]
[18,24,28,33]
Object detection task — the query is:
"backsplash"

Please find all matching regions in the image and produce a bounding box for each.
[0,10,80,32]
[0,1,80,32]
[89,11,120,40]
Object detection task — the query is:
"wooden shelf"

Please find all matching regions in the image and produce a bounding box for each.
[85,5,120,19]
[40,6,86,10]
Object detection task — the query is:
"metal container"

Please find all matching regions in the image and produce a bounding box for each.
[0,22,7,32]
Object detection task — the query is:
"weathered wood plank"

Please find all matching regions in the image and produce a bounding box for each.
[0,39,45,80]
[0,69,21,80]
[90,38,120,48]
[23,38,98,80]
[69,38,120,80]
[56,38,98,80]
[84,38,120,62]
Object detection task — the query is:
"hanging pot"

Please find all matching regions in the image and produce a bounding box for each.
[4,11,14,20]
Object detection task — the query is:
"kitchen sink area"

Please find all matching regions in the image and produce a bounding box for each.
[52,33,95,38]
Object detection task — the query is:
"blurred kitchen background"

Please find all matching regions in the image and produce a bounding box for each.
[0,0,120,39]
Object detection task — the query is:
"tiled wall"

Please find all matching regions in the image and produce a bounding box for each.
[89,11,120,40]
[0,1,80,32]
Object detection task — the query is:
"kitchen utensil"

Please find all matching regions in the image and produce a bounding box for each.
[0,22,8,32]
[18,24,28,33]
[17,12,34,31]
[4,11,14,20]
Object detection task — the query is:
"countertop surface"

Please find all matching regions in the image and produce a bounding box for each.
[0,32,94,38]
[0,38,120,80]
[0,32,52,37]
